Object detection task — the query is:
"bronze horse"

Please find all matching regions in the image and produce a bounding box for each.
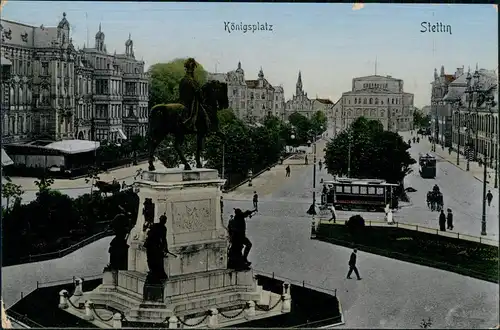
[147,80,228,171]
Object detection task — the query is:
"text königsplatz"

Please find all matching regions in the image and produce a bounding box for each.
[224,21,274,34]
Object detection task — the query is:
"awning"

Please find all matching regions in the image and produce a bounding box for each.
[117,128,127,140]
[1,57,12,66]
[1,148,14,166]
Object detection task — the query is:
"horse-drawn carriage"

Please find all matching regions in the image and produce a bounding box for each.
[94,179,121,195]
[426,184,443,211]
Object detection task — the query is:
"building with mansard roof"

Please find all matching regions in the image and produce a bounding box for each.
[334,74,415,132]
[207,62,285,122]
[0,13,149,147]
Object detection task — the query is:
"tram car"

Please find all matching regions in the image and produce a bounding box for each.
[322,178,399,212]
[419,153,437,178]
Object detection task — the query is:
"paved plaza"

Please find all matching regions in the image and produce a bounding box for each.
[2,127,499,328]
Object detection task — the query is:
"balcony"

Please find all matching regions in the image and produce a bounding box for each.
[123,72,148,80]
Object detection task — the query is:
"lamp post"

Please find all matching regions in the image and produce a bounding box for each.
[347,127,352,177]
[455,108,460,165]
[221,143,225,181]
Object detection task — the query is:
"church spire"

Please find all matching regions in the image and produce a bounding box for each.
[296,71,303,95]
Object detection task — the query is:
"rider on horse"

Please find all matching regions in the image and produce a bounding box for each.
[179,58,203,131]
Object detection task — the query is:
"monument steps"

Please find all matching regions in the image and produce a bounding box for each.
[63,168,289,327]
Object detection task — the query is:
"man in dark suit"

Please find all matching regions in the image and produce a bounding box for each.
[346,248,362,280]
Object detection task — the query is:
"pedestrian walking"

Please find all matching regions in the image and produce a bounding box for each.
[439,210,446,231]
[305,155,308,165]
[386,208,394,225]
[487,190,493,206]
[122,181,127,189]
[446,208,454,230]
[329,204,337,223]
[346,248,362,280]
[318,160,323,171]
[285,165,291,177]
[253,191,258,211]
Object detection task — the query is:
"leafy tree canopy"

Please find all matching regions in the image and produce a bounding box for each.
[203,110,286,182]
[324,116,416,184]
[310,110,328,134]
[288,112,312,144]
[413,108,431,128]
[148,58,208,107]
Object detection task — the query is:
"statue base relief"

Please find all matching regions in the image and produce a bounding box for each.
[63,168,289,328]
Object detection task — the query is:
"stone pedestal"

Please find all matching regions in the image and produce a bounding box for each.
[64,169,289,328]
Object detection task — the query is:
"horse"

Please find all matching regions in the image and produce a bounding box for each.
[94,180,121,195]
[147,80,229,171]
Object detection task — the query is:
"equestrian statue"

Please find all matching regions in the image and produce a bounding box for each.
[147,58,229,171]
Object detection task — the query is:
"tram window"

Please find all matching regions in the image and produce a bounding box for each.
[344,186,352,193]
[368,187,375,194]
[336,186,343,193]
[376,187,384,195]
[352,186,359,194]
[360,186,368,194]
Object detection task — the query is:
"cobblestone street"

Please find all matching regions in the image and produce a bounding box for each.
[2,128,498,328]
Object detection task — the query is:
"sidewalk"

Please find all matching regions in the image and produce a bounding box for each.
[8,160,164,191]
[225,139,328,200]
[400,132,499,192]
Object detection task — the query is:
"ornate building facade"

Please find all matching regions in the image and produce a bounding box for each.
[430,65,459,147]
[207,62,285,122]
[285,71,334,122]
[337,74,415,131]
[0,13,149,145]
[432,65,498,164]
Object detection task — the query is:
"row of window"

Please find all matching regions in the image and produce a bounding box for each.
[92,56,142,74]
[363,83,388,89]
[350,97,401,105]
[94,80,148,96]
[453,113,499,135]
[231,89,282,101]
[93,104,149,119]
[335,185,386,195]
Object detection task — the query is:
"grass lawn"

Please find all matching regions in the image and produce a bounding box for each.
[315,223,499,283]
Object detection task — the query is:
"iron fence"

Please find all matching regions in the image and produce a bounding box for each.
[17,230,113,264]
[318,219,498,246]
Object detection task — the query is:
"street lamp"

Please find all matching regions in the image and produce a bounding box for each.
[347,127,352,177]
[454,108,460,165]
[309,125,323,213]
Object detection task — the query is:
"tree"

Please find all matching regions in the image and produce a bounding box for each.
[156,135,197,169]
[148,58,208,108]
[310,111,328,134]
[1,177,24,212]
[130,134,146,165]
[288,112,312,144]
[34,173,54,196]
[324,117,416,185]
[204,109,252,180]
[413,108,430,128]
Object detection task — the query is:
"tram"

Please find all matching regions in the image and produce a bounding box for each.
[419,153,437,178]
[322,178,399,211]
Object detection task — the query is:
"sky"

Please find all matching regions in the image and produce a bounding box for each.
[1,2,498,108]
